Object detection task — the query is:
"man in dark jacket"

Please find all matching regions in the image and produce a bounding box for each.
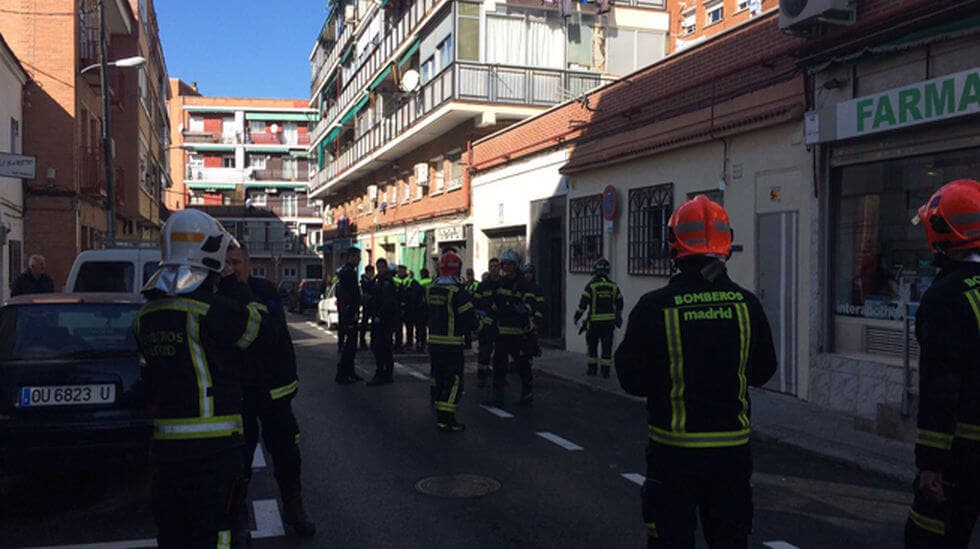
[475,258,501,387]
[359,265,376,350]
[905,179,980,548]
[225,245,314,537]
[334,247,363,384]
[12,254,55,296]
[367,258,399,385]
[615,195,776,548]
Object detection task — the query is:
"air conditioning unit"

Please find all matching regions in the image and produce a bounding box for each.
[344,5,357,23]
[414,163,429,185]
[780,0,856,35]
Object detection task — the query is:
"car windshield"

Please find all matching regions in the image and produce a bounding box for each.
[0,303,140,360]
[75,261,134,292]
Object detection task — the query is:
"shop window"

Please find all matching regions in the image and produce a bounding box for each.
[569,194,603,273]
[628,183,673,276]
[831,147,980,358]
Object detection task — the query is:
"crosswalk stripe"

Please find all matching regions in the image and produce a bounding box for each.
[252,443,266,469]
[621,473,645,486]
[763,543,801,549]
[536,431,584,451]
[408,372,429,381]
[252,499,285,539]
[481,405,515,419]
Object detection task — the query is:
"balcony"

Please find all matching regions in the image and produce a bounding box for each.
[185,166,244,185]
[248,167,309,185]
[246,133,311,147]
[310,62,610,195]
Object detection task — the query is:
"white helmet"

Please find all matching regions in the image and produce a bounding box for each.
[500,248,520,265]
[143,209,235,296]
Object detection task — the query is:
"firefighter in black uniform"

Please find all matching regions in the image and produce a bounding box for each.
[574,258,624,378]
[134,210,272,548]
[225,244,315,537]
[426,251,477,431]
[394,265,411,352]
[615,195,777,548]
[359,264,376,350]
[487,249,534,406]
[404,271,426,353]
[367,258,399,385]
[521,262,545,360]
[464,268,479,349]
[906,178,980,548]
[475,258,501,387]
[335,247,363,384]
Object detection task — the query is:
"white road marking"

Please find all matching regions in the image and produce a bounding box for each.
[480,405,515,418]
[408,372,429,381]
[763,543,801,549]
[536,431,584,451]
[621,473,645,486]
[305,321,318,328]
[252,498,286,539]
[393,362,407,370]
[252,443,266,469]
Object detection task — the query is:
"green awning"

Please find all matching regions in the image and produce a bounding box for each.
[183,143,235,151]
[246,112,318,122]
[398,40,420,67]
[369,65,393,91]
[246,146,290,153]
[187,183,237,190]
[244,181,307,189]
[339,94,370,125]
[324,126,342,147]
[340,44,355,64]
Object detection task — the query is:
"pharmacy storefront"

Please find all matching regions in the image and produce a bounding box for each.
[807,46,979,423]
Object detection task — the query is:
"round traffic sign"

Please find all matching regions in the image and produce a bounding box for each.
[602,185,618,221]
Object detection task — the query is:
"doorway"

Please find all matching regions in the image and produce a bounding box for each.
[756,211,799,395]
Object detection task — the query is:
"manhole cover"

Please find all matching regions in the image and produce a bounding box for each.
[415,474,501,498]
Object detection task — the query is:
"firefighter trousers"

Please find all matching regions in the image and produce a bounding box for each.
[642,443,753,549]
[585,323,614,374]
[430,345,465,422]
[371,322,395,379]
[243,391,302,498]
[492,334,531,391]
[336,320,358,380]
[152,446,248,548]
[905,454,978,548]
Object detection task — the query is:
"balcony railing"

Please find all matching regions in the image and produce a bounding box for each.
[183,131,240,145]
[310,62,610,193]
[243,240,319,256]
[246,133,312,147]
[249,167,308,182]
[185,166,244,183]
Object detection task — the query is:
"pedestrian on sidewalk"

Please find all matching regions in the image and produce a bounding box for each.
[334,247,363,384]
[426,251,477,432]
[475,258,501,387]
[905,178,980,548]
[12,254,54,296]
[573,258,623,378]
[367,258,399,386]
[615,195,777,549]
[486,249,534,406]
[359,264,376,350]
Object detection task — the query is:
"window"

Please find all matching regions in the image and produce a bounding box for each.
[283,267,298,279]
[189,192,204,205]
[138,138,149,189]
[282,194,298,217]
[189,116,205,132]
[421,56,435,83]
[249,155,267,169]
[10,118,19,153]
[433,167,445,193]
[437,36,453,71]
[251,121,266,133]
[606,29,665,75]
[222,156,235,168]
[402,180,410,204]
[737,0,750,11]
[458,2,480,61]
[706,3,724,25]
[687,189,724,205]
[250,193,267,207]
[566,15,594,70]
[486,9,564,69]
[390,183,399,206]
[138,67,147,109]
[569,195,603,273]
[74,262,134,292]
[628,184,673,276]
[681,10,696,35]
[251,265,267,278]
[449,157,464,190]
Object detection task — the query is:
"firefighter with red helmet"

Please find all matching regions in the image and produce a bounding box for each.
[905,179,980,548]
[615,195,777,548]
[426,251,478,431]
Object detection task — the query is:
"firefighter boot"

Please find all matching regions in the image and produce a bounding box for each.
[436,411,466,432]
[282,490,316,537]
[477,366,490,388]
[601,366,611,379]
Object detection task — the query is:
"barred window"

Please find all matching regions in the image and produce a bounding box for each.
[687,189,724,205]
[628,184,674,276]
[569,194,603,273]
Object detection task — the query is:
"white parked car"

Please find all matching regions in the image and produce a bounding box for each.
[65,248,161,293]
[316,283,338,329]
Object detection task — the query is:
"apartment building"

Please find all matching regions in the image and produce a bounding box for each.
[167,80,324,282]
[0,34,29,300]
[307,0,670,275]
[669,0,774,52]
[0,0,168,286]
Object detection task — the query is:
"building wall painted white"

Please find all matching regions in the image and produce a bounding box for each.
[471,148,569,272]
[0,47,27,302]
[564,121,814,398]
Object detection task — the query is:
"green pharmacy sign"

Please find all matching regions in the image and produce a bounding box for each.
[837,67,980,140]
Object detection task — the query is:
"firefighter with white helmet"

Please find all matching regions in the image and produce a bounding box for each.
[485,249,536,406]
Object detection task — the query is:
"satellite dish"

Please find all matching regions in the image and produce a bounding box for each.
[270,123,280,133]
[399,69,421,93]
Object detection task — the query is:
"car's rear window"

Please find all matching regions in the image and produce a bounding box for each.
[0,304,139,360]
[74,262,134,292]
[143,261,159,285]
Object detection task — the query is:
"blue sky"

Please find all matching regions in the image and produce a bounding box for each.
[156,0,329,99]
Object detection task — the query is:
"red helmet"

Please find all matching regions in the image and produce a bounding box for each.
[438,251,462,277]
[667,195,732,260]
[916,179,980,255]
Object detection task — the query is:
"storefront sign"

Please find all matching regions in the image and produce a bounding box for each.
[0,153,37,179]
[837,67,980,141]
[436,226,465,242]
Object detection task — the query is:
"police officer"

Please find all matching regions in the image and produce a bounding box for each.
[134,210,271,548]
[475,258,501,387]
[367,258,399,385]
[335,247,363,384]
[521,262,545,359]
[487,249,534,406]
[615,195,777,548]
[359,264,376,350]
[416,268,432,352]
[426,251,477,431]
[574,258,624,378]
[224,244,315,538]
[906,179,980,548]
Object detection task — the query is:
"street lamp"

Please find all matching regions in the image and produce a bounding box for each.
[80,56,145,75]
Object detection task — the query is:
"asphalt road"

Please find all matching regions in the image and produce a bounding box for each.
[0,314,920,548]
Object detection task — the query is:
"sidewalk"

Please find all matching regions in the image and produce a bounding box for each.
[395,346,916,484]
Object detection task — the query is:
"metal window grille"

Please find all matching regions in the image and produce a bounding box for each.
[569,194,603,273]
[628,183,674,276]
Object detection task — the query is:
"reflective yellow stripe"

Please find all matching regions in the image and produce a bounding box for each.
[664,308,686,432]
[139,297,211,317]
[964,289,980,336]
[269,380,299,400]
[235,302,263,350]
[435,403,457,412]
[909,510,945,536]
[645,522,658,538]
[216,530,231,549]
[955,422,980,441]
[154,414,243,440]
[591,313,616,321]
[648,425,750,448]
[600,359,612,366]
[449,374,460,404]
[734,303,750,429]
[499,326,525,335]
[447,286,456,340]
[457,301,474,313]
[917,428,954,450]
[429,335,464,345]
[187,312,213,418]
